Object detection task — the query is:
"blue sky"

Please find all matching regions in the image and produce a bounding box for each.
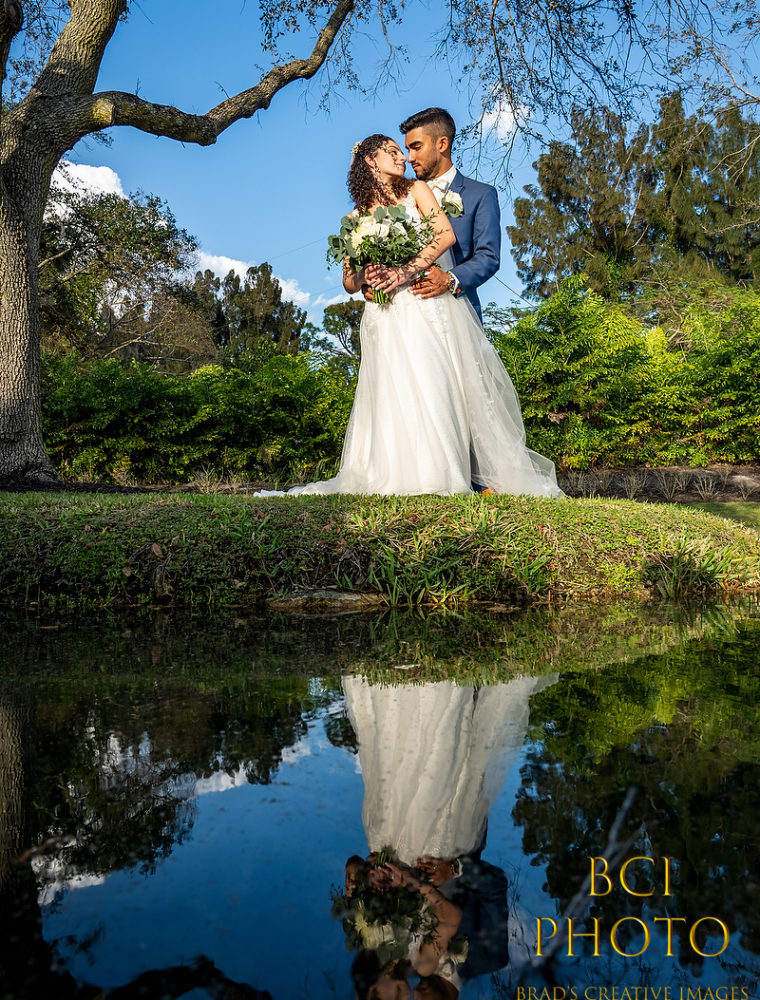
[58,1,537,323]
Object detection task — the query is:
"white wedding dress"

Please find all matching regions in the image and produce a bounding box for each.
[342,674,558,865]
[258,196,562,498]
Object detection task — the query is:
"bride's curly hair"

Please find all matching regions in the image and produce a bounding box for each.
[348,134,413,211]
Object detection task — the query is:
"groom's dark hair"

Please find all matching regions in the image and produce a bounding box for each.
[399,107,456,150]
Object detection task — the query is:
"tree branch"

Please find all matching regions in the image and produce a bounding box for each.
[0,0,23,98]
[66,0,355,147]
[203,0,356,132]
[35,0,127,98]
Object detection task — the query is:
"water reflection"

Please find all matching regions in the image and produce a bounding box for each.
[0,603,757,998]
[337,675,555,997]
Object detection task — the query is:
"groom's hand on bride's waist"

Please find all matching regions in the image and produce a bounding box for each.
[411,266,450,299]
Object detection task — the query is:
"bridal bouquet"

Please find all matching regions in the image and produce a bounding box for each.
[326,204,435,303]
[332,874,437,964]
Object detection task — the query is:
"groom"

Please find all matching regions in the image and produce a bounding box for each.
[401,107,501,322]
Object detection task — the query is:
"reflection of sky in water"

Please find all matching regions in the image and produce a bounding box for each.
[42,719,366,996]
[38,692,759,998]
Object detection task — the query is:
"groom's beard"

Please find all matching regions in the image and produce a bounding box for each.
[412,164,434,180]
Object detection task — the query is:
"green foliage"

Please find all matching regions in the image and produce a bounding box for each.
[220,263,307,358]
[39,269,760,482]
[40,175,311,372]
[507,108,652,298]
[686,288,760,460]
[40,179,199,360]
[513,616,760,956]
[508,94,760,303]
[327,204,434,271]
[488,278,760,468]
[491,278,696,467]
[40,351,355,484]
[302,300,364,377]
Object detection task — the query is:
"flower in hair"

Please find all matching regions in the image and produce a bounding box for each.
[351,141,361,155]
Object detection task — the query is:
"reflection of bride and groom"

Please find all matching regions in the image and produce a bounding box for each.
[258,107,562,499]
[337,673,556,999]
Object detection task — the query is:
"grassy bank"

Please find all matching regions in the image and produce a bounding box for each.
[691,501,760,530]
[1,492,759,610]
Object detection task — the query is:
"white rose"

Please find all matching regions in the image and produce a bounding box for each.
[353,217,375,239]
[359,919,398,950]
[363,220,390,239]
[346,232,362,254]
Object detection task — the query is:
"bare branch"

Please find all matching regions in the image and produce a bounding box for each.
[58,0,355,149]
[529,788,642,970]
[38,244,75,270]
[61,91,220,146]
[205,0,355,132]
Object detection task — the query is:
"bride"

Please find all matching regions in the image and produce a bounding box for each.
[258,134,562,498]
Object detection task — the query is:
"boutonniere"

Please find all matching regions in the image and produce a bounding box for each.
[440,190,463,218]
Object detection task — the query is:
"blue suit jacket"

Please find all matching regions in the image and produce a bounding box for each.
[447,171,501,321]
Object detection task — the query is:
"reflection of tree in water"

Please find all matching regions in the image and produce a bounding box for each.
[0,668,341,998]
[512,620,760,974]
[29,677,338,877]
[0,603,754,997]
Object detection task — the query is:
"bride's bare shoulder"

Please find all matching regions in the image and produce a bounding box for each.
[410,180,436,208]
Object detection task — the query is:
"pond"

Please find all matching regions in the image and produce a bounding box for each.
[0,601,759,1000]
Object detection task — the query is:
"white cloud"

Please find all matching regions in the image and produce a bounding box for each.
[195,250,252,281]
[53,159,126,198]
[49,163,339,320]
[192,766,249,797]
[195,252,309,307]
[195,250,342,319]
[281,739,312,765]
[482,102,526,142]
[313,292,351,309]
[277,276,312,309]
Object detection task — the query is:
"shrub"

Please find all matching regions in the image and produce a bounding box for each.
[41,353,355,484]
[489,278,760,469]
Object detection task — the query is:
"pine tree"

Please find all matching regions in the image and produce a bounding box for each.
[705,106,760,284]
[508,95,760,303]
[507,109,652,298]
[221,263,307,360]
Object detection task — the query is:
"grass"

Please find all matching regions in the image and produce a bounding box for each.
[690,501,760,530]
[0,492,758,610]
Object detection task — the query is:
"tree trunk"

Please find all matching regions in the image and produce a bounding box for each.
[0,686,85,997]
[0,0,356,484]
[0,157,57,482]
[0,687,27,892]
